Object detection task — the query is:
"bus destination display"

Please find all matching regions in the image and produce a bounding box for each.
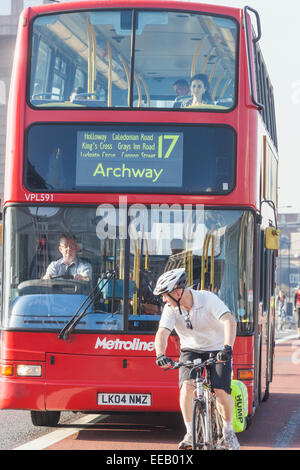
[76,130,183,188]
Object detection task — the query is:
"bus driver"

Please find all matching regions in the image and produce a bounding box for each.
[43,235,92,282]
[153,268,240,450]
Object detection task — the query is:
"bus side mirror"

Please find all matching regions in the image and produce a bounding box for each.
[265,227,280,250]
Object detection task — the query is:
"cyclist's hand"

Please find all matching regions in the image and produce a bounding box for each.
[156,354,173,368]
[217,345,233,362]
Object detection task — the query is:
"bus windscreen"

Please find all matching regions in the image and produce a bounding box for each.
[2,206,254,335]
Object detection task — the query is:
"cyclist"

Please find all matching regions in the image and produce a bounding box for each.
[154,268,240,450]
[276,290,287,330]
[294,285,300,338]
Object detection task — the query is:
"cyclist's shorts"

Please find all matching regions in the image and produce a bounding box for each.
[179,349,232,395]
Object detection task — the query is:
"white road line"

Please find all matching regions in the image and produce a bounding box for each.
[275,333,298,344]
[14,414,107,450]
[274,407,300,449]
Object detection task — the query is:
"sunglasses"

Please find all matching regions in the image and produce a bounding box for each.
[183,313,193,330]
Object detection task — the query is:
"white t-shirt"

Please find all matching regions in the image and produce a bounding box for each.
[159,289,230,352]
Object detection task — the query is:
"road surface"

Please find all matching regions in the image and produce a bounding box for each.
[7,332,299,452]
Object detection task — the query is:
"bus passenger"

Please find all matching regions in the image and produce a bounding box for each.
[276,290,287,330]
[170,238,184,255]
[164,238,185,272]
[173,79,190,108]
[70,86,85,102]
[154,268,240,450]
[43,235,92,282]
[181,73,211,108]
[130,273,161,315]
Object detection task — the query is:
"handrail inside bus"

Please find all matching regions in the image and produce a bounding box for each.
[212,74,223,101]
[132,238,140,315]
[47,18,127,98]
[220,79,232,99]
[208,59,219,84]
[85,19,96,98]
[91,25,96,98]
[201,46,215,74]
[201,232,215,291]
[119,56,130,106]
[134,73,142,108]
[106,39,112,107]
[190,36,206,77]
[187,249,193,287]
[244,6,264,111]
[140,75,150,108]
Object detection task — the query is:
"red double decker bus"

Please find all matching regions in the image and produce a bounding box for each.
[0,0,279,428]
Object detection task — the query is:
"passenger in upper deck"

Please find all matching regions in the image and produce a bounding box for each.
[173,79,190,108]
[181,74,212,108]
[43,234,92,282]
[70,86,85,102]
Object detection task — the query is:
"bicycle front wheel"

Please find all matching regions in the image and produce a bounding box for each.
[192,399,207,450]
[210,396,224,449]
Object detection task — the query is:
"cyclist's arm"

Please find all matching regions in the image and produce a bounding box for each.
[155,327,171,357]
[219,312,236,348]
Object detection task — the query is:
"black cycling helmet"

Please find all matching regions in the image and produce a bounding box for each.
[153,268,188,296]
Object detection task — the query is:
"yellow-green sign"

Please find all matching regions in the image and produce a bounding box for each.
[76,130,183,187]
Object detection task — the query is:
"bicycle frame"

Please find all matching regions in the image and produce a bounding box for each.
[194,360,212,446]
[167,356,223,450]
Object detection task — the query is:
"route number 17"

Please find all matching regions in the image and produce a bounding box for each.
[157,135,180,159]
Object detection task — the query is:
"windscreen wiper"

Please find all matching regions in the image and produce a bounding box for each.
[58,270,116,340]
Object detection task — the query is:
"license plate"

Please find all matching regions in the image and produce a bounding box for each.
[98,393,151,407]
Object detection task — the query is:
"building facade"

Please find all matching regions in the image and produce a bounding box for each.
[277,212,300,308]
[0,0,54,209]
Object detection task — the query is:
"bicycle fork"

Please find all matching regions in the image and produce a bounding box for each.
[203,388,212,445]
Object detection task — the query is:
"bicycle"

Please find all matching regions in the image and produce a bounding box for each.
[166,355,224,450]
[278,307,296,331]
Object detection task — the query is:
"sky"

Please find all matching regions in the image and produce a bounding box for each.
[181,0,300,214]
[2,0,300,213]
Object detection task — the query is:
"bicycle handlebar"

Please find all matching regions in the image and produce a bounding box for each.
[164,355,218,372]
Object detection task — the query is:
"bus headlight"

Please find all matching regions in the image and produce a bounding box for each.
[16,365,42,377]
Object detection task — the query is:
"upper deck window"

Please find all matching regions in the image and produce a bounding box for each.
[29,9,238,111]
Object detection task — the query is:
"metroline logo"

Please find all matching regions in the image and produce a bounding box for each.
[94,336,155,352]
